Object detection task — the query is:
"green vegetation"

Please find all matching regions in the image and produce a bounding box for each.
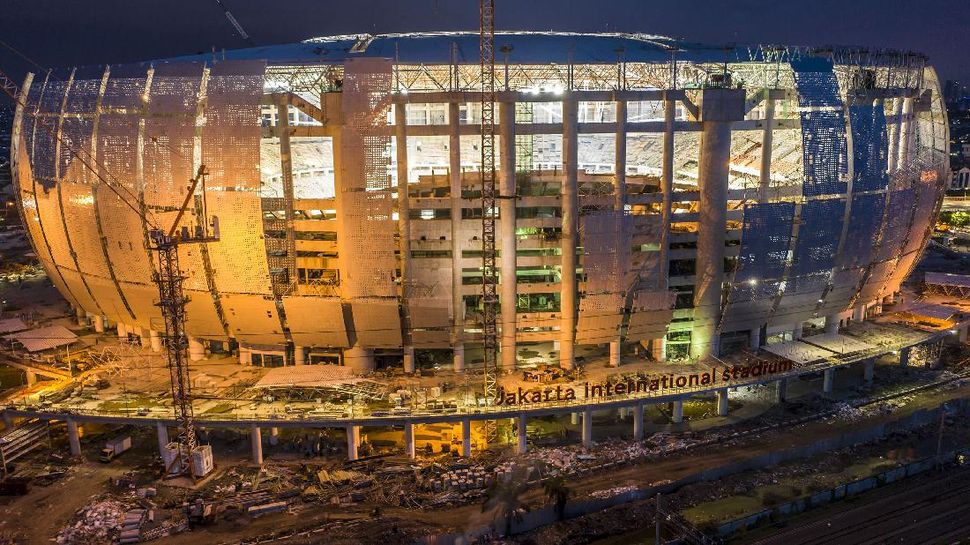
[940,210,970,228]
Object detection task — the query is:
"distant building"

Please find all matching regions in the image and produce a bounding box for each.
[950,167,970,190]
[945,80,965,103]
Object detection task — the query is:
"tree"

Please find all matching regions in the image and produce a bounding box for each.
[543,475,571,521]
[482,467,530,536]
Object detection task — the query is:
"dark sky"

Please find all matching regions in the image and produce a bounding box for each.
[1,0,967,84]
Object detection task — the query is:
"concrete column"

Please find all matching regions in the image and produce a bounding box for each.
[716,389,729,416]
[888,97,903,172]
[269,427,279,446]
[293,346,305,365]
[188,338,205,361]
[775,379,788,403]
[149,329,161,352]
[659,94,674,296]
[346,425,360,462]
[25,371,36,386]
[403,346,415,373]
[394,102,415,372]
[758,94,775,203]
[250,425,263,465]
[344,345,376,373]
[93,315,105,333]
[899,347,910,367]
[2,412,13,430]
[651,337,666,362]
[692,89,743,359]
[117,322,127,339]
[560,95,578,370]
[461,419,472,457]
[404,422,416,459]
[156,422,169,455]
[570,412,579,426]
[749,328,761,350]
[66,419,81,457]
[239,347,252,366]
[825,314,840,335]
[137,327,149,349]
[898,97,915,170]
[823,368,835,394]
[75,307,87,326]
[448,102,465,373]
[632,402,645,441]
[959,326,968,344]
[863,358,875,383]
[792,322,804,340]
[609,339,621,367]
[852,303,866,322]
[581,408,593,448]
[671,400,684,424]
[516,414,528,454]
[499,101,517,370]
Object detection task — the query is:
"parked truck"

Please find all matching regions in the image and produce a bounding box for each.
[99,435,132,463]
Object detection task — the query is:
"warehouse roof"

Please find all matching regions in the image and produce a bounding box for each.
[3,325,78,352]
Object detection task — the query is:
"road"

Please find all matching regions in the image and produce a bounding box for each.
[748,465,970,545]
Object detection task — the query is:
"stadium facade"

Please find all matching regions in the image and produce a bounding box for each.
[8,32,949,373]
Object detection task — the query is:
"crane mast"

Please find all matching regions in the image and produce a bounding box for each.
[479,0,498,407]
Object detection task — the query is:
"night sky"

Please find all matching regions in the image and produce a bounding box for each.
[0,0,967,84]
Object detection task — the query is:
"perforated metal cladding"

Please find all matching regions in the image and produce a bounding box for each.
[220,293,284,345]
[792,59,848,197]
[849,104,889,192]
[790,198,844,277]
[350,300,402,348]
[203,61,265,191]
[722,203,794,329]
[627,290,675,339]
[337,59,397,300]
[837,193,886,270]
[282,297,349,347]
[874,188,916,263]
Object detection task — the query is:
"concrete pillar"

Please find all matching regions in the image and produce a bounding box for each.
[691,89,743,359]
[570,412,579,426]
[560,94,578,370]
[2,412,13,430]
[581,408,593,448]
[346,425,360,461]
[516,414,528,454]
[344,345,376,374]
[394,101,415,376]
[239,347,252,366]
[156,422,169,455]
[149,329,161,352]
[823,368,835,394]
[651,337,666,362]
[792,322,804,340]
[25,371,36,386]
[609,339,621,367]
[93,315,105,333]
[188,338,205,361]
[825,314,840,335]
[852,303,866,323]
[137,327,149,349]
[499,101,517,370]
[293,346,305,365]
[632,403,645,441]
[66,419,81,457]
[716,389,729,416]
[898,97,915,170]
[403,346,415,374]
[250,425,263,465]
[863,359,875,384]
[461,419,472,457]
[775,379,788,403]
[75,307,87,326]
[959,326,968,344]
[659,93,674,300]
[749,328,761,350]
[404,422,416,459]
[672,400,684,423]
[899,347,910,368]
[758,94,775,203]
[887,97,903,172]
[269,427,279,446]
[117,322,127,339]
[448,102,465,373]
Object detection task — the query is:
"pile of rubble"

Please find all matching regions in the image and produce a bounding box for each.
[589,485,637,500]
[56,499,126,545]
[425,465,489,492]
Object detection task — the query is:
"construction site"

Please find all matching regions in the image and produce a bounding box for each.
[0,0,967,542]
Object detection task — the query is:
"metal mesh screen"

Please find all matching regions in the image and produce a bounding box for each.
[836,193,886,270]
[792,58,848,197]
[848,104,889,192]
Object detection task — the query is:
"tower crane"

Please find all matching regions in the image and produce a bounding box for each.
[479,0,499,409]
[0,67,216,478]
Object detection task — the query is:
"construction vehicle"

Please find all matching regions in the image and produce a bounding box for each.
[99,435,132,463]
